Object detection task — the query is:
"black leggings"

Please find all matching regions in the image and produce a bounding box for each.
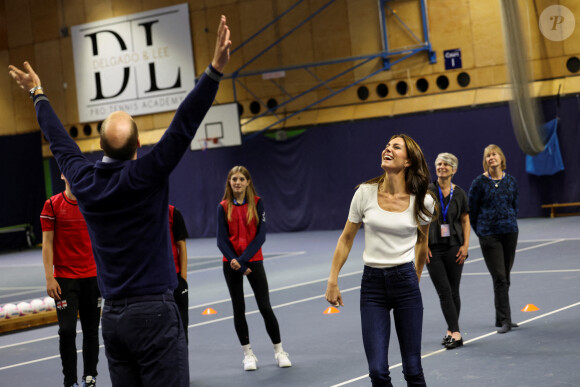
[426,245,463,332]
[223,261,281,346]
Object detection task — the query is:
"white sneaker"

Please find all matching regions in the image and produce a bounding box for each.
[275,351,292,368]
[243,354,258,371]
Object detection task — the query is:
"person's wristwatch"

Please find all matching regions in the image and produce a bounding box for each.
[29,85,43,100]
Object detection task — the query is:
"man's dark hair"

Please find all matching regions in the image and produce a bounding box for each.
[100,119,139,161]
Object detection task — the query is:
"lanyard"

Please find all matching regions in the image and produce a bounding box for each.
[438,184,453,223]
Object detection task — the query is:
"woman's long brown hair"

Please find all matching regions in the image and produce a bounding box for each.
[222,166,259,225]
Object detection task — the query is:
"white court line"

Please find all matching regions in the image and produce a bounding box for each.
[0,238,569,347]
[0,238,574,369]
[0,287,360,370]
[188,268,363,310]
[462,269,580,276]
[0,288,46,299]
[330,301,580,387]
[185,251,306,274]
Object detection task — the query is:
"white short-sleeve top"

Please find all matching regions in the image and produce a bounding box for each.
[348,183,434,268]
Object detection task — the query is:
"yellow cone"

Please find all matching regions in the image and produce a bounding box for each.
[323,306,340,314]
[521,304,539,312]
[202,307,217,315]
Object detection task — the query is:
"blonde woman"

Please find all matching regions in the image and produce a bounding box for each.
[468,145,519,334]
[217,166,291,371]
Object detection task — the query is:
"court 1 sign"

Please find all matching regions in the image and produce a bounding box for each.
[444,49,462,70]
[71,3,195,123]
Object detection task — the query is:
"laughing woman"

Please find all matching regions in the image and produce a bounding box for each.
[326,134,435,386]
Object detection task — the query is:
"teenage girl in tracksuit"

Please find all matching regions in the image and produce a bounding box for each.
[216,165,292,371]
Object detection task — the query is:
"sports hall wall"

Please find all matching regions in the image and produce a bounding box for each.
[1,1,580,247]
[43,94,579,239]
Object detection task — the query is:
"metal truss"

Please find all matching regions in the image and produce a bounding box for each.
[227,0,436,140]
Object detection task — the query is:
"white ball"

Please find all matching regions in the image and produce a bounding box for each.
[4,303,19,319]
[30,299,46,313]
[17,301,32,316]
[43,297,56,311]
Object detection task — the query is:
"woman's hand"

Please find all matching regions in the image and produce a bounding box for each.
[455,245,469,264]
[325,282,344,307]
[230,258,240,271]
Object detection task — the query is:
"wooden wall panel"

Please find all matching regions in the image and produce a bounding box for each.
[384,0,422,50]
[311,0,352,84]
[30,0,60,43]
[191,9,212,75]
[561,0,580,55]
[238,0,279,96]
[62,0,86,28]
[469,0,505,67]
[83,0,113,23]
[8,45,37,134]
[186,0,206,13]
[429,0,474,73]
[112,0,143,17]
[277,0,315,67]
[60,37,79,125]
[0,1,8,50]
[5,0,33,48]
[348,0,382,80]
[2,0,579,138]
[34,40,65,120]
[0,50,16,133]
[563,75,580,94]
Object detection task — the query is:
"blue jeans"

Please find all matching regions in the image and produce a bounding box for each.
[360,263,426,387]
[101,292,189,387]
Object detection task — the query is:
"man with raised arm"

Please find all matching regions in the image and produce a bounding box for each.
[9,15,231,387]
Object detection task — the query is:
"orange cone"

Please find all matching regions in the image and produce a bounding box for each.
[323,306,340,314]
[521,304,539,312]
[202,307,217,315]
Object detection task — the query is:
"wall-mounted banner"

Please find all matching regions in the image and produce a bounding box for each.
[71,3,195,123]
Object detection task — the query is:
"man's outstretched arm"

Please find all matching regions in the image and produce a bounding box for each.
[8,61,87,182]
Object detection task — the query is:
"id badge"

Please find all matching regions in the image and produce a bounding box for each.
[440,224,450,237]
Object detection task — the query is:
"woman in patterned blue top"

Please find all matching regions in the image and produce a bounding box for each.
[468,144,519,334]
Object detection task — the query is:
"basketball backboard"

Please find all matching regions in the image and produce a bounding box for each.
[190,103,242,151]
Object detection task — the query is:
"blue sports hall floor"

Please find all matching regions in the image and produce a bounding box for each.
[1,216,579,386]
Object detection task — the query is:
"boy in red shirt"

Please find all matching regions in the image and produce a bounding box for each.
[41,175,101,387]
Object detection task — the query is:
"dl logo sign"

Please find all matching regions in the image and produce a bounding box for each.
[71,3,195,122]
